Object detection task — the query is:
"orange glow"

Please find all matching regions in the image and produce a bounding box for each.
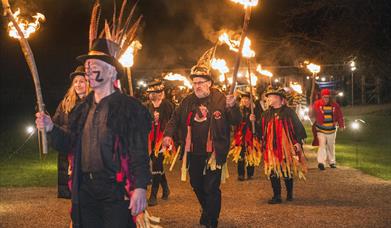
[119,40,142,68]
[211,58,229,82]
[218,32,255,58]
[230,0,259,8]
[256,64,273,77]
[8,8,45,39]
[164,72,192,88]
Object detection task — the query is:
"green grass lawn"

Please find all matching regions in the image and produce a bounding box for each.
[305,111,391,180]
[0,126,59,187]
[1,108,390,187]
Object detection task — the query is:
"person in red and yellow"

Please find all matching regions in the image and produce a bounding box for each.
[259,86,307,204]
[144,80,175,206]
[312,88,345,170]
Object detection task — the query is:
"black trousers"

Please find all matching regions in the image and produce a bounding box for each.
[58,152,71,199]
[150,152,169,196]
[79,173,135,228]
[237,147,254,177]
[188,153,222,222]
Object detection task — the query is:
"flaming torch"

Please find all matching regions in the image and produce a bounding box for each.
[163,72,192,89]
[2,0,48,155]
[220,31,257,132]
[228,0,259,94]
[256,64,273,84]
[305,62,321,105]
[119,40,142,96]
[211,58,230,89]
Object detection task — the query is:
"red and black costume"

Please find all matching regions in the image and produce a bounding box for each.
[229,105,261,180]
[260,87,307,204]
[145,98,174,205]
[49,38,151,228]
[164,88,241,227]
[49,91,151,227]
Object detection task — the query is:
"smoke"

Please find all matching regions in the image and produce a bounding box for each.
[164,0,243,43]
[134,0,247,75]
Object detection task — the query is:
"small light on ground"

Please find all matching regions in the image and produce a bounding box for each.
[351,122,360,130]
[26,126,35,134]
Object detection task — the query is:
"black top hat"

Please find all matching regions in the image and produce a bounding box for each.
[76,39,125,79]
[69,65,86,81]
[147,80,165,93]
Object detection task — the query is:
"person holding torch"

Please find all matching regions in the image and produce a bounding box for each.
[163,48,241,228]
[36,38,151,228]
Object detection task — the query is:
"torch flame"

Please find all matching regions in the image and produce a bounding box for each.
[306,63,321,74]
[230,0,259,8]
[119,40,142,68]
[211,58,230,82]
[290,82,303,94]
[8,8,46,39]
[246,71,258,86]
[218,32,255,58]
[163,72,192,89]
[256,64,273,77]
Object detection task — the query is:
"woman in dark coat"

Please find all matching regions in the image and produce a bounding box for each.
[53,65,89,199]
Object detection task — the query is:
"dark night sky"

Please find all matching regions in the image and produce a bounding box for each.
[1,0,390,124]
[0,0,283,115]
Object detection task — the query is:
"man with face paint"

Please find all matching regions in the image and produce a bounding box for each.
[259,86,307,204]
[143,80,174,206]
[162,48,242,228]
[36,38,151,228]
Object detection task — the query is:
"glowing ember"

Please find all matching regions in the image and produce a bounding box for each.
[8,8,45,39]
[119,40,142,68]
[164,72,192,88]
[218,32,255,58]
[230,0,259,8]
[256,64,273,77]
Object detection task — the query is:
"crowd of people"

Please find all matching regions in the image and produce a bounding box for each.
[34,2,344,227]
[35,42,345,227]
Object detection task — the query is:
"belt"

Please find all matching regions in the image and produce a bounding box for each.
[82,171,114,180]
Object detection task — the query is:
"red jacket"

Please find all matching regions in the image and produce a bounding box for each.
[312,99,345,128]
[311,99,345,146]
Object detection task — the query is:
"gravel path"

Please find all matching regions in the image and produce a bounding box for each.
[1,148,390,228]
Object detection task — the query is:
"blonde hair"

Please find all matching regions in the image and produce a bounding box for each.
[61,77,89,114]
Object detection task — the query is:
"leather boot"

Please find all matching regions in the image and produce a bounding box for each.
[199,210,208,226]
[161,174,170,200]
[285,177,293,201]
[148,175,160,206]
[268,175,282,204]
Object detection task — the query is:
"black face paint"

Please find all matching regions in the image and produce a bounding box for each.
[86,61,104,82]
[93,70,104,82]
